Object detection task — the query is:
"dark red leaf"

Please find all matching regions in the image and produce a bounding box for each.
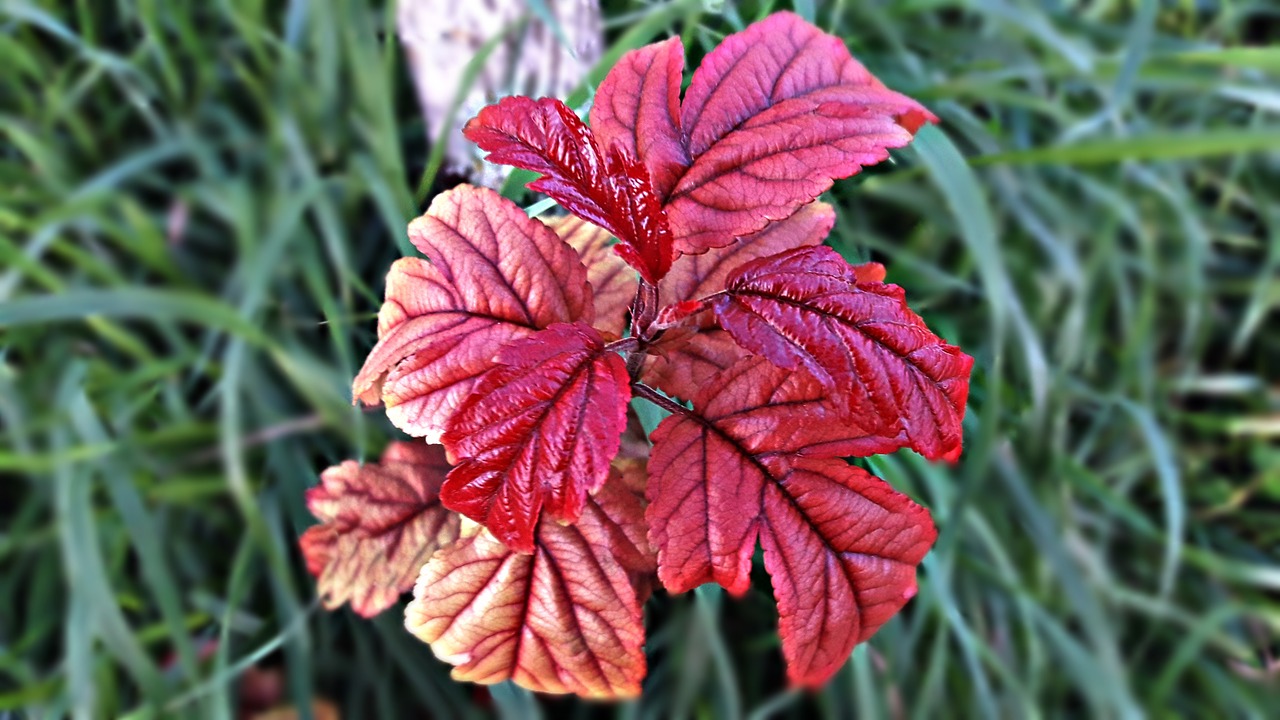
[658,200,835,308]
[440,322,631,553]
[300,442,461,617]
[589,37,690,199]
[645,356,904,592]
[405,472,649,698]
[545,215,638,337]
[642,202,835,400]
[645,358,935,686]
[711,245,972,461]
[666,12,936,254]
[352,186,592,442]
[464,97,673,283]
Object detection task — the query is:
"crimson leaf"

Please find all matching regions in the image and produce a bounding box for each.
[463,97,674,283]
[710,245,973,461]
[646,357,935,686]
[440,322,631,553]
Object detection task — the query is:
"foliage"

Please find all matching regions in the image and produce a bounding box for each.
[1,0,1277,717]
[329,13,966,696]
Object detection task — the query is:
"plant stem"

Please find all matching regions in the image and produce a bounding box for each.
[631,382,695,419]
[630,280,660,340]
[605,336,640,354]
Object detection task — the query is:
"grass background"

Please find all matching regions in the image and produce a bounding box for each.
[2,0,1278,717]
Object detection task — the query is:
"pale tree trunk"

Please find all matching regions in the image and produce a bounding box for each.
[397,0,603,188]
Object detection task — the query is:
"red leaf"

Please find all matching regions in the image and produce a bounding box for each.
[645,358,935,686]
[658,200,835,307]
[667,12,936,254]
[711,246,972,461]
[546,215,638,337]
[642,202,834,399]
[352,186,592,442]
[761,457,935,686]
[300,442,461,618]
[589,36,690,200]
[405,475,649,699]
[463,97,674,283]
[440,322,631,553]
[646,406,762,597]
[685,357,905,458]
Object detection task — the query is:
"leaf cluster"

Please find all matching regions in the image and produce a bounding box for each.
[306,12,972,698]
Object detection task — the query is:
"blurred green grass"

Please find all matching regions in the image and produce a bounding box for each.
[2,0,1278,717]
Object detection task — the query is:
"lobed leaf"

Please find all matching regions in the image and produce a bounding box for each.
[463,97,674,283]
[711,246,973,461]
[645,357,935,687]
[591,12,934,255]
[352,186,592,443]
[300,442,461,618]
[546,215,638,337]
[405,472,650,699]
[589,36,690,200]
[440,322,631,553]
[761,456,935,686]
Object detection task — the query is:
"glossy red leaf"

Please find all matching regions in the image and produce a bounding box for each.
[589,36,690,199]
[300,442,461,618]
[645,358,935,686]
[711,245,972,461]
[546,215,637,337]
[641,202,834,399]
[657,200,835,307]
[667,12,936,254]
[440,322,631,553]
[405,473,649,699]
[352,186,592,443]
[463,97,673,283]
[645,356,905,594]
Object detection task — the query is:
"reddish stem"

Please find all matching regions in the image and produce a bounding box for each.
[631,382,695,419]
[605,336,640,355]
[630,280,660,341]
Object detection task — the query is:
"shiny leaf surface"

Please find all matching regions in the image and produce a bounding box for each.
[712,246,972,461]
[440,323,631,553]
[464,97,673,282]
[645,358,935,686]
[352,186,592,442]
